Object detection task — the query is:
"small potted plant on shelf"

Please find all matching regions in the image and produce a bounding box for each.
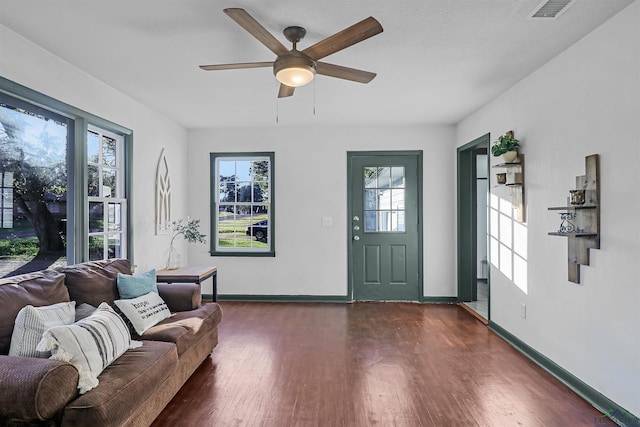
[491,131,520,163]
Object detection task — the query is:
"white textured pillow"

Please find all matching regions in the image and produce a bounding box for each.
[9,301,76,358]
[113,292,171,335]
[37,302,142,394]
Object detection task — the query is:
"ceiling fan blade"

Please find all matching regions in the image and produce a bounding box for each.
[316,62,376,83]
[302,17,383,61]
[199,62,273,71]
[224,8,290,56]
[278,84,295,98]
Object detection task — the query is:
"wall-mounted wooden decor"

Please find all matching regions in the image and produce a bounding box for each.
[155,148,172,235]
[547,154,600,283]
[493,154,525,222]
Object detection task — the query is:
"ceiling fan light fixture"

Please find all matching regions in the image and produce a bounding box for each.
[276,67,315,87]
[274,54,316,87]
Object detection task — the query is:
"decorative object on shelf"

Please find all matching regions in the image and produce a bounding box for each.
[569,189,586,205]
[492,133,525,222]
[547,154,600,284]
[491,131,520,163]
[557,212,575,233]
[165,218,207,270]
[155,149,172,235]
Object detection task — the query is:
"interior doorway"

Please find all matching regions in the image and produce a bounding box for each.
[457,134,490,321]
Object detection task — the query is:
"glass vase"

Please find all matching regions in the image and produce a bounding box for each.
[165,245,180,270]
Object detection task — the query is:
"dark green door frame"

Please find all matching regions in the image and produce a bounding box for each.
[457,134,489,303]
[347,151,424,302]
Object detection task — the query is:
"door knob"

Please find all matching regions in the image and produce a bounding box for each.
[353,235,360,241]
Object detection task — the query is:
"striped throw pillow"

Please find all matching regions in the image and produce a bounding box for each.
[9,301,76,358]
[37,302,142,394]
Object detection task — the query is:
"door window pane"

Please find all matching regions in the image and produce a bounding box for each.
[363,166,405,232]
[391,167,405,188]
[392,189,405,209]
[365,190,378,210]
[364,167,377,188]
[378,167,391,189]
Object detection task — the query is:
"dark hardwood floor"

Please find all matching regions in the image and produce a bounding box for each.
[152,302,615,427]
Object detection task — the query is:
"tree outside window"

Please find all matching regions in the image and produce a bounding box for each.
[0,98,70,275]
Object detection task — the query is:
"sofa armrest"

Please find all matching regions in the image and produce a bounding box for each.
[157,283,201,312]
[0,355,78,422]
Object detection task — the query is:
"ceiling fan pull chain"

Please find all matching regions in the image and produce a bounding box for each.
[313,79,316,116]
[276,97,279,124]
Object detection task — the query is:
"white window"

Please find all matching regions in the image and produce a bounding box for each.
[87,126,127,260]
[210,152,274,256]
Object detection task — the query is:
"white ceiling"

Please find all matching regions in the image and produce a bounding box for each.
[0,0,634,129]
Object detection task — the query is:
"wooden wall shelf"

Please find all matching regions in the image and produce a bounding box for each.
[493,155,525,222]
[547,154,600,283]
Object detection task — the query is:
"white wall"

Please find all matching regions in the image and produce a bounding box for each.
[0,24,190,273]
[457,1,640,416]
[187,124,456,298]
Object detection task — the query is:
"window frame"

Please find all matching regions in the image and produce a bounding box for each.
[210,152,275,257]
[87,125,128,261]
[0,77,133,266]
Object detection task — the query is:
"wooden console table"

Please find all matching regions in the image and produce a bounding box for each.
[156,266,217,301]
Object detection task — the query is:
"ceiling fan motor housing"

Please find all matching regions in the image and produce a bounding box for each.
[273,51,317,87]
[283,26,306,44]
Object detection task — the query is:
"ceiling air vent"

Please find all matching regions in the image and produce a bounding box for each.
[531,0,577,19]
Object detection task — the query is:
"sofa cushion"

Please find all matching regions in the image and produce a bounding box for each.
[9,301,76,358]
[157,282,201,312]
[117,269,158,299]
[75,302,97,321]
[37,302,142,394]
[0,270,69,355]
[60,340,178,426]
[114,292,172,335]
[57,259,132,306]
[140,303,222,356]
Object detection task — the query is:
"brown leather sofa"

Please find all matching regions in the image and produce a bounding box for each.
[0,259,222,426]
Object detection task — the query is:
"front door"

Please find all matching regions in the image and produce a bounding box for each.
[348,152,422,301]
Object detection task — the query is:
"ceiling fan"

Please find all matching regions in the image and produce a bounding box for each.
[199,8,383,98]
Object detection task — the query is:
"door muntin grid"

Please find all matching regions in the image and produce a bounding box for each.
[364,166,405,232]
